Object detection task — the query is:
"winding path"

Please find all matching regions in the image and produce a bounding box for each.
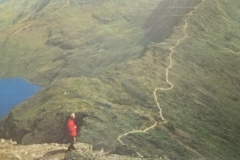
[6,1,69,38]
[117,0,206,157]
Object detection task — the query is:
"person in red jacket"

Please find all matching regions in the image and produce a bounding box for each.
[67,113,77,151]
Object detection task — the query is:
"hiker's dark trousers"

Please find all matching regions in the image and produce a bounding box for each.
[68,136,76,150]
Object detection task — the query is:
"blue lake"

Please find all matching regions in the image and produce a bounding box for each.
[0,78,42,119]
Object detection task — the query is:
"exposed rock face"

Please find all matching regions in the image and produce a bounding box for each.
[0,139,155,160]
[0,139,67,160]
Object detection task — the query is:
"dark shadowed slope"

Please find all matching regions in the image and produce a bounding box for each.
[143,0,202,44]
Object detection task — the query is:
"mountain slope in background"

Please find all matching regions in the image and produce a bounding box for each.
[0,0,161,85]
[0,0,240,159]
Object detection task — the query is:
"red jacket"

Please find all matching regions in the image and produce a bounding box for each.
[67,118,77,137]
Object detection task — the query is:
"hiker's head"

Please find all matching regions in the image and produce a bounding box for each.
[70,113,75,119]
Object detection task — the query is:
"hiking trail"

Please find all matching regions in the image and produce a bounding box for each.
[8,22,35,37]
[117,0,206,157]
[6,1,69,38]
[60,0,70,10]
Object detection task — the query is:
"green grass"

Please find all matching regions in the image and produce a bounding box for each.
[0,0,240,159]
[0,0,160,85]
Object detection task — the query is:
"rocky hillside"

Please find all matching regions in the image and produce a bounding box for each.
[1,0,240,160]
[0,139,151,160]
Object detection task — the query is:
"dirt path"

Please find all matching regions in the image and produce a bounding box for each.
[60,0,70,10]
[117,0,206,157]
[219,45,240,55]
[7,0,70,38]
[8,22,35,37]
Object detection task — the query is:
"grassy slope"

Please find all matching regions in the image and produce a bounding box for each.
[81,0,240,159]
[142,0,240,159]
[0,0,240,159]
[0,0,159,85]
[147,0,240,159]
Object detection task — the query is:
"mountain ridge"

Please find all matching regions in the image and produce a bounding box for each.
[0,0,240,159]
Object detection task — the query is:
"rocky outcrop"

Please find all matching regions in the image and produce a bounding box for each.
[0,109,87,145]
[0,139,156,160]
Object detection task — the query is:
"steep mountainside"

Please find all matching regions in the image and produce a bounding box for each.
[143,0,201,44]
[0,0,160,85]
[1,0,240,160]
